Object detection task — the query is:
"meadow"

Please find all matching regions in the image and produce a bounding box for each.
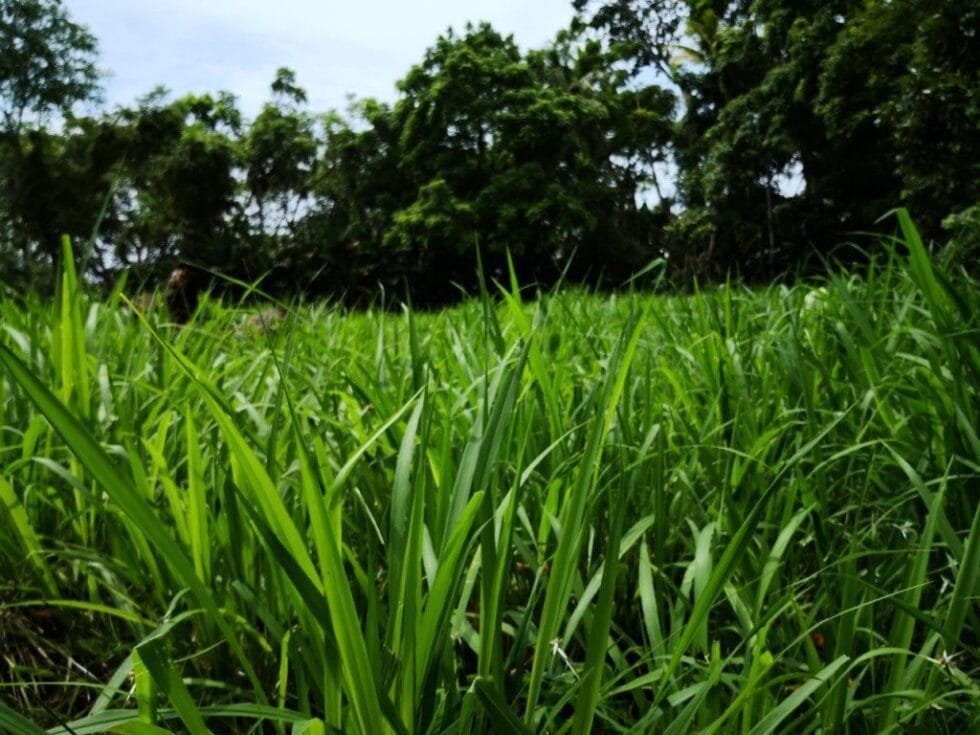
[1,213,978,733]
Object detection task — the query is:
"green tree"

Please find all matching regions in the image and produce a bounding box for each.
[243,69,317,234]
[315,22,674,302]
[0,117,124,284]
[816,1,979,234]
[383,23,533,295]
[576,0,979,279]
[0,0,101,286]
[306,28,529,302]
[101,73,326,292]
[298,98,408,300]
[103,88,245,279]
[240,68,319,288]
[0,0,100,132]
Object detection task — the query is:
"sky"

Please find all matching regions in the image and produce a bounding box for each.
[66,1,577,118]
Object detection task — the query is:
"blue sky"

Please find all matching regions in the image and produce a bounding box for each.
[66,1,576,117]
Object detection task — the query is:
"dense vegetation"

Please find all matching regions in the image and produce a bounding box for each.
[2,0,978,731]
[1,215,977,732]
[1,0,977,301]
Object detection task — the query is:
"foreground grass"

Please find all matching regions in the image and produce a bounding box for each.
[1,215,978,733]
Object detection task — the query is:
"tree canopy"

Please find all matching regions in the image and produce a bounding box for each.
[0,0,100,132]
[576,0,979,277]
[0,0,975,301]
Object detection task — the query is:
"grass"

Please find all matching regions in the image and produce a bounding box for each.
[0,214,978,733]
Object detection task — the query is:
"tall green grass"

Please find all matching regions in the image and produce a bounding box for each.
[1,214,977,733]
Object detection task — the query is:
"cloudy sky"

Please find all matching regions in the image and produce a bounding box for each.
[66,1,576,117]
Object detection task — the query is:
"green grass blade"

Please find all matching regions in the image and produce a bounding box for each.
[942,501,980,649]
[472,678,533,735]
[571,484,627,735]
[880,479,946,730]
[134,637,209,735]
[0,340,266,701]
[748,655,849,735]
[0,474,57,594]
[0,700,48,735]
[524,314,644,723]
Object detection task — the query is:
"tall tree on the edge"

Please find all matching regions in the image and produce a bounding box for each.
[0,0,101,286]
[575,0,979,279]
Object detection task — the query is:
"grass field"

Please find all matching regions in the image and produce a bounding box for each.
[1,213,978,733]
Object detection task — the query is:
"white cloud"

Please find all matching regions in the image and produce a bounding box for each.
[66,0,574,116]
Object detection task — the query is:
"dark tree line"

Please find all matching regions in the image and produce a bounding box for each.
[1,0,976,304]
[575,0,978,279]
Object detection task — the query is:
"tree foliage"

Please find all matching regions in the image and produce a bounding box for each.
[0,1,975,300]
[577,0,979,278]
[0,0,100,132]
[296,23,674,303]
[0,0,101,286]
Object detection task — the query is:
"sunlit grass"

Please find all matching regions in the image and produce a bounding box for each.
[1,213,978,733]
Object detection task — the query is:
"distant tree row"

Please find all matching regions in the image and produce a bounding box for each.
[1,0,976,303]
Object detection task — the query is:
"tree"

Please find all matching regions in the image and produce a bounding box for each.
[0,0,101,287]
[383,23,535,296]
[1,116,126,281]
[576,0,980,279]
[301,99,408,301]
[242,69,318,256]
[102,73,324,292]
[343,22,675,301]
[294,22,676,304]
[816,1,979,234]
[107,89,245,278]
[0,0,100,132]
